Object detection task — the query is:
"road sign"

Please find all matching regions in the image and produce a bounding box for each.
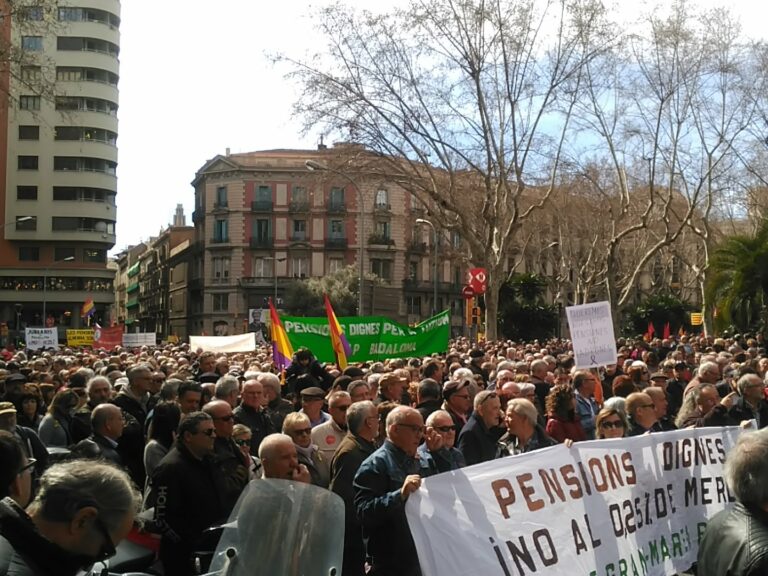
[461,285,475,299]
[467,268,487,294]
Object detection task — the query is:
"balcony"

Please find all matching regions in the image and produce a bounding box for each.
[239,277,273,288]
[192,209,204,223]
[289,200,310,213]
[290,232,308,242]
[212,202,228,212]
[249,237,273,249]
[327,201,346,214]
[325,237,348,250]
[251,199,273,212]
[209,237,230,246]
[407,240,428,254]
[368,234,395,248]
[374,202,392,213]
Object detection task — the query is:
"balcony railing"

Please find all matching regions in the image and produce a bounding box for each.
[290,232,308,242]
[407,240,428,253]
[213,201,228,210]
[289,200,310,213]
[374,202,392,212]
[327,201,346,214]
[368,234,395,247]
[325,237,348,250]
[251,200,273,212]
[249,237,273,249]
[210,236,230,244]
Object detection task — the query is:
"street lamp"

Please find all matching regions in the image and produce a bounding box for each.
[264,256,287,304]
[416,219,438,315]
[42,256,75,325]
[0,215,35,230]
[305,159,365,315]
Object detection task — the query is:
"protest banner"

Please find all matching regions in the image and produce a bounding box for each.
[280,310,450,363]
[406,427,743,576]
[66,329,94,347]
[566,301,617,369]
[93,325,123,349]
[25,328,58,350]
[190,333,256,353]
[123,332,156,347]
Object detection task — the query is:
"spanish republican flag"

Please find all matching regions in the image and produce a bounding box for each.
[324,294,352,370]
[268,299,293,377]
[81,298,95,318]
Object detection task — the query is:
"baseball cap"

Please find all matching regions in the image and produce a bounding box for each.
[0,402,16,416]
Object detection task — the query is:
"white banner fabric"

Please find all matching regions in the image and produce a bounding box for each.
[406,427,742,576]
[189,333,256,353]
[25,328,58,350]
[122,332,156,347]
[566,301,617,368]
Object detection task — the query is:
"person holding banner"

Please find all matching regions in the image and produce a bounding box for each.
[544,385,586,444]
[418,410,465,473]
[457,391,505,466]
[499,399,557,456]
[594,407,629,440]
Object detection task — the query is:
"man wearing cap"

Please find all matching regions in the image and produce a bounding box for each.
[376,373,407,405]
[300,387,330,428]
[0,401,48,477]
[467,349,489,385]
[442,378,472,436]
[1,373,26,406]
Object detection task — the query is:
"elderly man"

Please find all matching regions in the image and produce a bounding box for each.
[259,372,293,432]
[0,430,33,509]
[347,380,370,404]
[457,390,504,466]
[312,391,351,479]
[0,402,48,477]
[529,358,550,415]
[176,381,203,414]
[698,429,768,575]
[646,386,676,432]
[376,373,408,405]
[258,433,310,482]
[234,379,275,455]
[354,406,434,576]
[415,378,442,423]
[299,387,330,427]
[573,371,599,439]
[497,380,520,411]
[0,459,138,576]
[112,364,153,487]
[500,399,558,456]
[202,400,249,511]
[85,403,125,465]
[625,392,659,436]
[442,378,472,435]
[72,375,113,441]
[152,412,228,576]
[729,373,768,429]
[677,383,738,428]
[214,375,240,409]
[684,361,721,396]
[330,401,379,576]
[418,409,465,472]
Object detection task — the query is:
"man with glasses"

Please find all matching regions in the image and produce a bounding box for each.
[729,373,768,429]
[442,378,472,435]
[202,400,249,510]
[458,390,505,466]
[354,406,435,576]
[418,409,465,473]
[500,399,558,456]
[152,411,228,576]
[0,458,138,576]
[625,392,659,436]
[312,391,352,481]
[330,401,379,576]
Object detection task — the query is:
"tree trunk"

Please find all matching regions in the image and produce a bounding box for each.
[484,272,502,341]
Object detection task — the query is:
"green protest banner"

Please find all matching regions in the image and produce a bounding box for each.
[281,310,450,363]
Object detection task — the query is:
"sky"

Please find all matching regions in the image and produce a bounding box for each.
[113,0,766,253]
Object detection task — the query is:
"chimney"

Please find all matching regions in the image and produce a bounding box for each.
[317,134,327,150]
[173,204,186,227]
[225,147,231,156]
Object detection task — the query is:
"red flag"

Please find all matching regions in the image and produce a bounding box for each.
[646,322,655,340]
[662,322,670,339]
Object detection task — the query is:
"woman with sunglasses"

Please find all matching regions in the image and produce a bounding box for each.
[595,407,629,440]
[232,424,263,479]
[282,412,328,487]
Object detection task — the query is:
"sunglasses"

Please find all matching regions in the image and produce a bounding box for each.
[19,458,36,475]
[196,428,215,436]
[293,427,313,436]
[600,420,625,430]
[93,516,117,562]
[433,425,454,433]
[234,438,251,447]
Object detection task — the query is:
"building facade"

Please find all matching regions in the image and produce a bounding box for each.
[0,1,120,337]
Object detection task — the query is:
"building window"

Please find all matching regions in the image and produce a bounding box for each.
[58,7,82,20]
[19,6,44,21]
[213,219,228,242]
[375,189,389,209]
[407,296,422,315]
[212,293,229,312]
[21,36,43,51]
[55,247,76,260]
[83,249,106,263]
[19,96,40,110]
[252,257,274,278]
[292,220,307,241]
[18,247,39,261]
[257,185,271,201]
[408,260,418,280]
[18,126,39,140]
[329,187,344,209]
[18,156,38,170]
[212,257,230,282]
[328,257,343,274]
[17,186,37,200]
[371,259,392,281]
[329,220,344,238]
[293,186,308,202]
[291,257,309,278]
[374,220,391,240]
[20,66,42,82]
[252,218,271,247]
[52,217,115,234]
[451,231,462,248]
[215,186,227,208]
[16,216,36,231]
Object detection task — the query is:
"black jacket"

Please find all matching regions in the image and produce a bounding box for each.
[415,399,442,424]
[728,396,768,429]
[457,412,504,466]
[233,404,275,456]
[70,433,123,466]
[151,444,230,576]
[698,502,768,576]
[211,437,249,511]
[285,355,334,393]
[112,393,147,488]
[0,497,90,576]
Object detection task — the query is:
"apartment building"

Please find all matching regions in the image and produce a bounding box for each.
[0,1,120,336]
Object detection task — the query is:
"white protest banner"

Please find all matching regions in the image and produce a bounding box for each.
[25,327,58,350]
[122,332,156,347]
[566,301,617,368]
[406,427,742,576]
[189,333,256,353]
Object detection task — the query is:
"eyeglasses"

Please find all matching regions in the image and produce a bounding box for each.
[600,420,625,430]
[641,404,655,410]
[93,516,117,562]
[213,414,234,422]
[453,394,470,400]
[292,427,313,436]
[234,438,251,447]
[196,428,215,436]
[397,423,425,435]
[18,458,36,475]
[433,425,455,433]
[479,392,498,406]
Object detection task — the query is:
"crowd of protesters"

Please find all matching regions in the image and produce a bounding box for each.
[0,332,767,575]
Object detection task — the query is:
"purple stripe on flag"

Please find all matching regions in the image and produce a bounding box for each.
[340,334,352,357]
[272,345,292,371]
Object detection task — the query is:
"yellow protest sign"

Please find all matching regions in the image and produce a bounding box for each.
[66,329,94,347]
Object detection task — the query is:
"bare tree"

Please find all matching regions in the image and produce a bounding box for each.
[279,0,613,339]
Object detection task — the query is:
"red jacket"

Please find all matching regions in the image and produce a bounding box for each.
[545,415,587,443]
